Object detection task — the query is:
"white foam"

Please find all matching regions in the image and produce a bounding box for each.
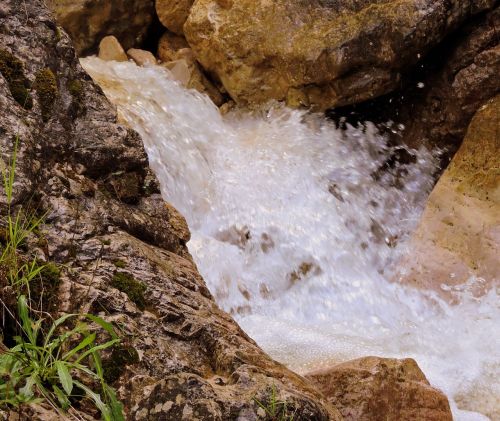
[81,57,500,420]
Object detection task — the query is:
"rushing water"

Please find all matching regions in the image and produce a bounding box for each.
[81,57,499,421]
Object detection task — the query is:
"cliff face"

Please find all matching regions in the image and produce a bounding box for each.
[0,1,339,419]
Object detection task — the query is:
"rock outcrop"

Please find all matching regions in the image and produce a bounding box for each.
[184,0,496,110]
[306,357,453,421]
[399,95,499,300]
[46,0,156,55]
[0,1,340,419]
[156,0,194,35]
[329,6,500,155]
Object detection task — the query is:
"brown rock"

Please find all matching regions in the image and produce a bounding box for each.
[127,48,157,66]
[306,357,453,421]
[156,0,194,35]
[398,95,500,299]
[163,58,224,106]
[184,0,496,110]
[157,31,189,62]
[46,0,155,56]
[162,58,192,85]
[98,35,128,62]
[395,7,499,153]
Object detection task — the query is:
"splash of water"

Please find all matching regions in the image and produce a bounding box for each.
[81,57,499,421]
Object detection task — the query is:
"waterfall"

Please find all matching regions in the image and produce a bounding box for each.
[81,57,499,421]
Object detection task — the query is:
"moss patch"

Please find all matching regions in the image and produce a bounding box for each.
[68,79,83,99]
[111,272,146,310]
[34,68,58,122]
[29,261,62,314]
[102,344,140,383]
[0,49,33,109]
[113,259,126,269]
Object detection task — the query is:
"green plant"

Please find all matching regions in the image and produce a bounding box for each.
[1,136,45,296]
[253,385,296,421]
[0,137,124,419]
[0,295,124,420]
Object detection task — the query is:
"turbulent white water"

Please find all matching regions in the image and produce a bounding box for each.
[81,57,499,421]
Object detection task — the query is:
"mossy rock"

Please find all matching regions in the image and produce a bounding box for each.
[68,79,83,99]
[29,262,62,314]
[113,259,126,269]
[0,49,33,109]
[102,344,140,383]
[34,68,58,122]
[111,272,146,310]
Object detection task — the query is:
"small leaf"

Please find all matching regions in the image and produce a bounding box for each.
[19,374,37,398]
[74,380,111,421]
[84,314,118,339]
[62,332,96,361]
[103,384,125,421]
[55,361,73,395]
[53,384,71,410]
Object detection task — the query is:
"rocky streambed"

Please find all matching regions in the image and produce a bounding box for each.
[0,0,499,420]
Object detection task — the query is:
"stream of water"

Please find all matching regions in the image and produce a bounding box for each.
[81,57,499,421]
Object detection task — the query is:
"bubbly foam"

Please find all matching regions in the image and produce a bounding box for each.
[81,57,500,420]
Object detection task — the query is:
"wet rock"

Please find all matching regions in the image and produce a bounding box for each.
[306,356,453,421]
[327,6,500,156]
[398,95,500,301]
[127,48,157,66]
[98,35,128,62]
[162,58,192,85]
[157,31,189,63]
[0,1,340,419]
[156,0,194,35]
[184,0,495,110]
[163,57,224,106]
[46,0,156,55]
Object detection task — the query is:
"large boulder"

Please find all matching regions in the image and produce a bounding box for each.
[306,357,453,421]
[0,1,340,419]
[46,0,156,55]
[327,6,500,155]
[156,0,194,35]
[184,0,496,110]
[399,95,500,300]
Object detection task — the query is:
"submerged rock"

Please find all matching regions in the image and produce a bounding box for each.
[46,0,156,55]
[306,357,453,421]
[162,55,224,106]
[400,95,500,300]
[0,1,340,419]
[184,0,496,110]
[127,48,157,66]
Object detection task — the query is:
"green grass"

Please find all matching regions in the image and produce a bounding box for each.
[0,136,125,419]
[1,136,45,296]
[0,296,124,420]
[253,385,297,421]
